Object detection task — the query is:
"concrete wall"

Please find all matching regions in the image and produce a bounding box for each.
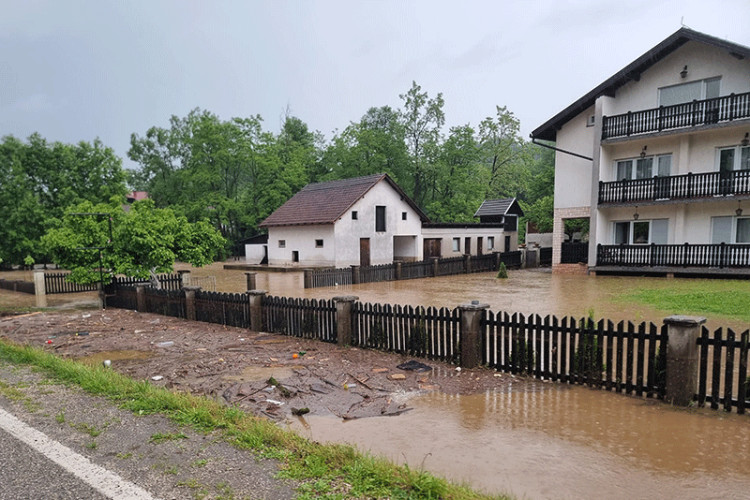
[554,105,596,209]
[267,225,336,266]
[526,232,553,248]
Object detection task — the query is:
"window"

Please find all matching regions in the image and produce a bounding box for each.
[352,211,358,220]
[402,212,407,221]
[614,219,668,245]
[487,236,495,250]
[375,206,386,232]
[278,240,286,248]
[615,154,672,180]
[291,251,299,262]
[711,216,750,244]
[452,238,460,252]
[718,146,750,173]
[315,239,324,248]
[658,77,721,106]
[586,115,595,127]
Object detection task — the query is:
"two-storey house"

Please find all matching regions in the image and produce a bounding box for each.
[531,28,750,277]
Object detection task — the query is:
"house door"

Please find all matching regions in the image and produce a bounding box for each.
[423,238,441,260]
[504,235,511,252]
[477,237,483,256]
[360,238,370,267]
[464,237,471,255]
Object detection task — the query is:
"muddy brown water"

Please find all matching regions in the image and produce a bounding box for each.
[4,265,750,498]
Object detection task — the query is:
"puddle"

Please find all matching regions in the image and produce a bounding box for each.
[222,365,303,382]
[289,383,750,499]
[76,350,154,365]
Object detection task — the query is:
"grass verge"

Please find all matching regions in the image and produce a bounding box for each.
[0,338,507,500]
[616,279,750,323]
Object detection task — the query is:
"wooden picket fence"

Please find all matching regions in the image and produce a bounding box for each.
[360,263,394,283]
[194,290,249,328]
[401,260,432,279]
[307,268,353,288]
[697,327,749,413]
[142,288,186,319]
[112,273,183,291]
[44,273,98,294]
[263,295,337,342]
[353,302,461,364]
[0,278,35,294]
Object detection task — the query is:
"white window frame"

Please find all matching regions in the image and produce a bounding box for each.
[711,216,750,244]
[452,238,460,252]
[716,145,750,172]
[487,236,495,250]
[658,76,721,106]
[613,219,669,245]
[614,154,672,181]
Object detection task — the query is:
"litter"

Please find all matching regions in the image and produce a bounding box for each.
[396,360,432,372]
[81,314,91,319]
[266,399,284,406]
[102,360,111,368]
[155,341,174,347]
[343,383,357,389]
[151,375,164,381]
[389,374,406,380]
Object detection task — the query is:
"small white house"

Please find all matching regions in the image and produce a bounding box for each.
[531,28,750,277]
[259,175,523,267]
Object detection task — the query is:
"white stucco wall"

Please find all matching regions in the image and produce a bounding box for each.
[554,105,596,209]
[266,225,336,266]
[244,244,266,264]
[605,41,750,116]
[420,226,508,256]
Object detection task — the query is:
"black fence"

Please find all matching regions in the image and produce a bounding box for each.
[305,250,524,289]
[597,243,750,268]
[602,91,750,139]
[263,295,337,343]
[697,327,749,413]
[539,247,552,266]
[44,273,99,294]
[561,242,589,264]
[0,278,35,294]
[110,274,183,291]
[195,290,248,328]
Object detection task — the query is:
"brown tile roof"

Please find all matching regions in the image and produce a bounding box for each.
[259,173,428,227]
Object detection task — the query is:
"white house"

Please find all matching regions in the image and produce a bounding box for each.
[258,174,521,267]
[531,28,750,277]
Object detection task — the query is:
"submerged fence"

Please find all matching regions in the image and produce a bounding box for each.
[105,285,749,414]
[305,251,523,288]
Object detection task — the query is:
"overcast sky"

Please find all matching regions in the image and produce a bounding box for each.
[2,0,749,170]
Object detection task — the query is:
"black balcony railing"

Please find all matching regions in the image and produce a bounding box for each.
[599,170,750,205]
[602,92,750,140]
[597,243,750,268]
[561,242,589,263]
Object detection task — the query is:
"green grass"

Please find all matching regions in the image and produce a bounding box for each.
[617,279,750,322]
[149,432,188,444]
[0,338,507,500]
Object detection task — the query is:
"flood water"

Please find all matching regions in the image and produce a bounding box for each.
[290,384,750,499]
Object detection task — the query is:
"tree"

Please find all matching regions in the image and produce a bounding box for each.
[478,106,529,200]
[42,199,225,286]
[400,81,445,207]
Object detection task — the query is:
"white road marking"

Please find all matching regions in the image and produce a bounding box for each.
[0,407,158,499]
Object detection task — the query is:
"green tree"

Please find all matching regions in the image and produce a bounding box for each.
[478,106,529,200]
[42,199,225,286]
[400,81,445,207]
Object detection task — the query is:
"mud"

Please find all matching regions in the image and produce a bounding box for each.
[0,308,526,422]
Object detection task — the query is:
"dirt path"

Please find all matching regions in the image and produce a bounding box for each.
[0,308,527,423]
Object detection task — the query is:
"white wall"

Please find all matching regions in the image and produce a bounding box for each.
[333,181,423,266]
[244,244,266,264]
[554,105,596,209]
[420,226,507,256]
[266,225,336,266]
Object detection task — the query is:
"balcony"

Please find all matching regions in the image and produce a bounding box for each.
[602,91,750,140]
[598,170,750,205]
[597,243,750,269]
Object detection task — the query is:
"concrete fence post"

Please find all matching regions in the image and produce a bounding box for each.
[303,269,312,289]
[135,284,148,312]
[177,270,191,287]
[394,261,402,280]
[495,251,502,270]
[520,249,527,268]
[247,290,267,332]
[183,286,201,321]
[244,272,257,291]
[459,301,489,368]
[464,254,472,274]
[664,315,706,406]
[333,295,358,346]
[351,265,361,285]
[33,270,47,308]
[432,257,440,277]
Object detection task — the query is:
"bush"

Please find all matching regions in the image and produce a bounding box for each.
[496,262,508,279]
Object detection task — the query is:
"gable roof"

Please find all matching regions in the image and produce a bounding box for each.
[474,198,524,217]
[259,173,430,227]
[531,28,750,142]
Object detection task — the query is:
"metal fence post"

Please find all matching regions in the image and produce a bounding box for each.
[459,301,489,368]
[663,315,706,406]
[333,296,358,346]
[244,272,256,291]
[248,290,267,332]
[135,284,148,312]
[183,286,201,321]
[33,270,47,308]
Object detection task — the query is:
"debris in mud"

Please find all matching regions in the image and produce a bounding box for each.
[396,360,432,372]
[291,407,310,416]
[267,377,292,398]
[389,374,406,380]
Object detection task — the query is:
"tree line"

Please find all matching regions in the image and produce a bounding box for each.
[0,81,554,267]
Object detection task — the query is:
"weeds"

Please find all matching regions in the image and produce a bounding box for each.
[149,432,188,444]
[55,410,65,423]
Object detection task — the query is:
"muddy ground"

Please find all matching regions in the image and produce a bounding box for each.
[0,308,530,423]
